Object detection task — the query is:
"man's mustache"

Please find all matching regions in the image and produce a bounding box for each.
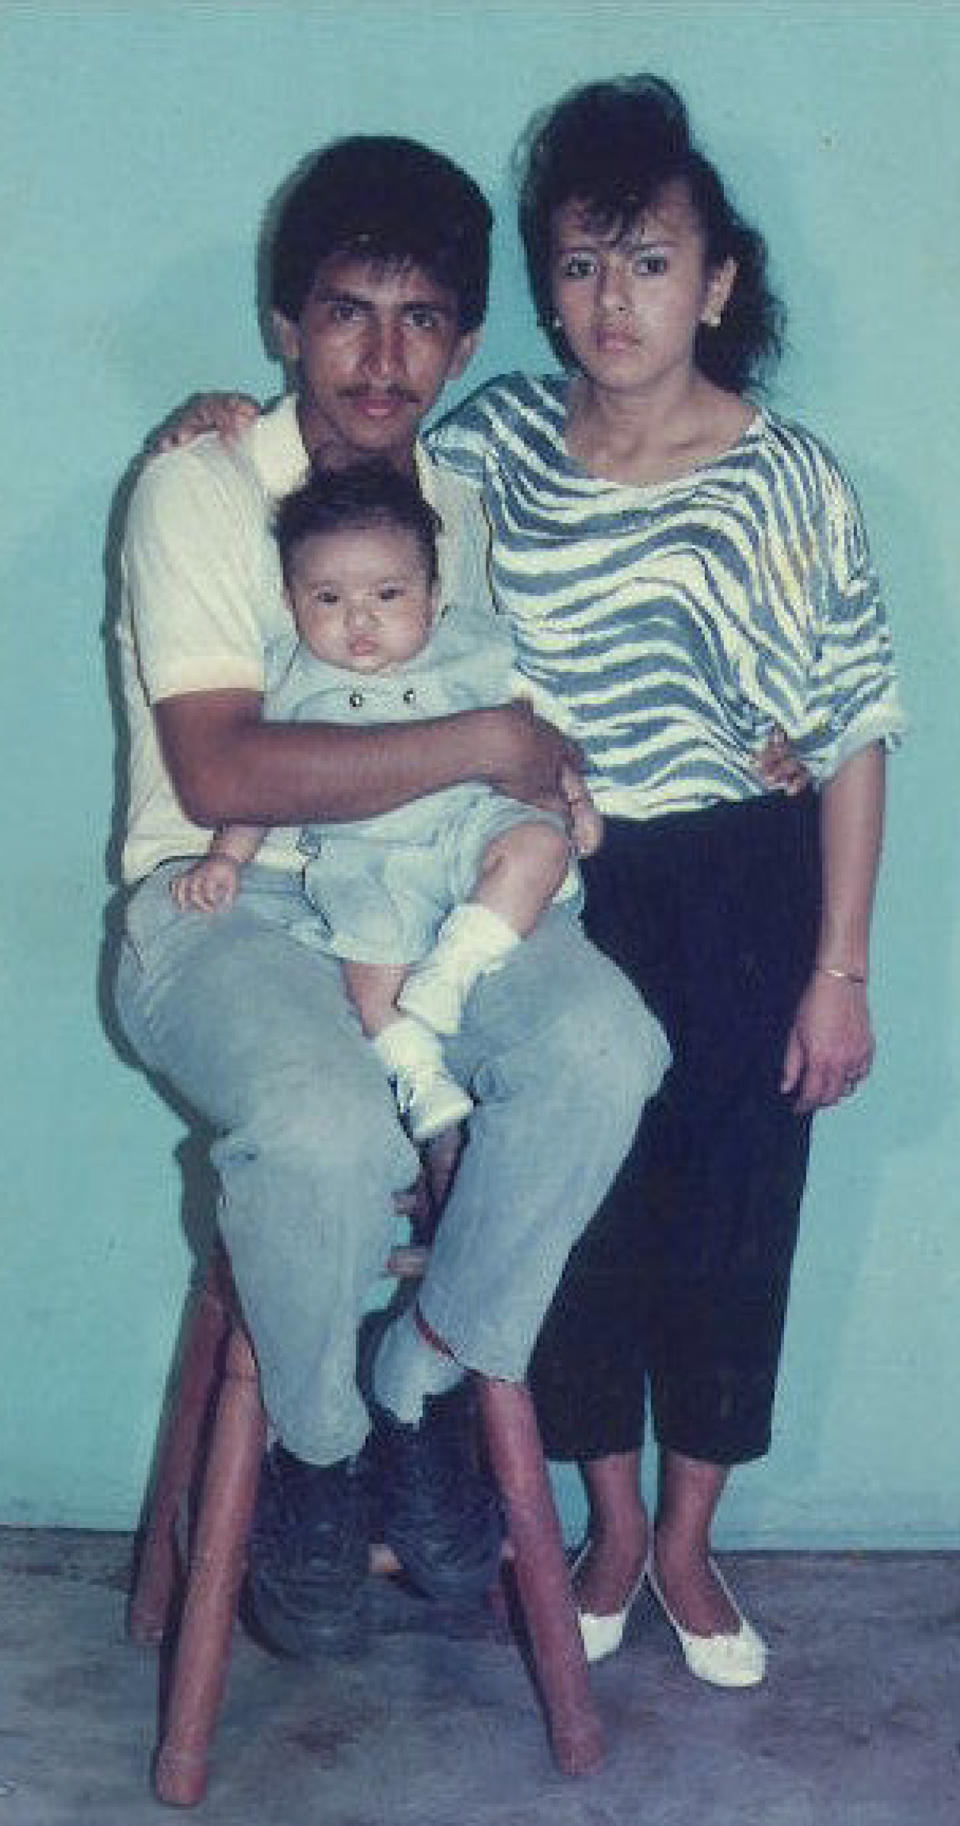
[342,384,420,405]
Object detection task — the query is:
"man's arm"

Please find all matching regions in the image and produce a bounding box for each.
[129,433,582,836]
[156,689,582,829]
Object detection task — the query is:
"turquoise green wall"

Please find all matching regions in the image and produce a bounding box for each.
[2,2,956,1545]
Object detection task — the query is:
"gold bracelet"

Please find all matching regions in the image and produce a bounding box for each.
[817,963,867,985]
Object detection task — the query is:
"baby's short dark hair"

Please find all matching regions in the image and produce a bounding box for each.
[273,462,441,587]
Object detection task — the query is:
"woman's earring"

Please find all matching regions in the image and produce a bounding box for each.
[703,307,723,329]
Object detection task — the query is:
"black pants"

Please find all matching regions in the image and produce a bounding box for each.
[530,790,821,1467]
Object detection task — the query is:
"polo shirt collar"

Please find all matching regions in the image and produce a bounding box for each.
[247,392,433,505]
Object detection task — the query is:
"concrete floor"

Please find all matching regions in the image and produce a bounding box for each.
[0,1529,956,1826]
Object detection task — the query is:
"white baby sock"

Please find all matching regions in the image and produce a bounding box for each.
[398,903,520,1036]
[372,1016,472,1142]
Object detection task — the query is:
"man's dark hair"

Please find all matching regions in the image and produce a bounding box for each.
[270,135,492,332]
[517,74,783,392]
[273,462,442,588]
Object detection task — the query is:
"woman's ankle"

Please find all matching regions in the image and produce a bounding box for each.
[650,1527,739,1634]
[574,1506,648,1613]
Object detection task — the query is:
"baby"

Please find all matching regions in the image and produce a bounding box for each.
[173,461,600,1142]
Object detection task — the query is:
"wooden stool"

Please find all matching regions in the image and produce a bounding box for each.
[129,1246,603,1806]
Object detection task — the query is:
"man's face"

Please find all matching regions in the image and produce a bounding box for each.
[274,254,478,471]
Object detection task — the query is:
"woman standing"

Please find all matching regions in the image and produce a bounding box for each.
[430,73,903,1684]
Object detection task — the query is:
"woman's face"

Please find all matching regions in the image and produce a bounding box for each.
[550,179,735,397]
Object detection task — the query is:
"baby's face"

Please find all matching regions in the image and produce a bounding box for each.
[287,524,437,673]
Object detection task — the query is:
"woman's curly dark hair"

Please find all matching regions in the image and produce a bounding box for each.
[517,73,784,393]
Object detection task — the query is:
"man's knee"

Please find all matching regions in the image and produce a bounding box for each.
[221,1058,416,1195]
[459,926,667,1154]
[520,927,669,1109]
[589,966,671,1112]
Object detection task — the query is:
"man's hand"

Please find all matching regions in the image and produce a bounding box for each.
[482,701,584,818]
[152,392,259,455]
[170,853,242,913]
[560,763,604,857]
[781,971,874,1115]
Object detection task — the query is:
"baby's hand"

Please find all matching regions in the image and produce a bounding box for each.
[756,726,810,797]
[170,854,241,913]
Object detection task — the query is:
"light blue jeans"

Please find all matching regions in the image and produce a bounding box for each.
[115,862,669,1466]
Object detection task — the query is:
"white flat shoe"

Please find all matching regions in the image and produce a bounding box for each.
[573,1549,648,1664]
[647,1556,767,1688]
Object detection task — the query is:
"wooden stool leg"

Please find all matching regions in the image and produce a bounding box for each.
[477,1377,605,1777]
[129,1277,231,1645]
[154,1325,266,1808]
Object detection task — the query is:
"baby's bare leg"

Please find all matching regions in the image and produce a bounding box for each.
[399,821,572,1040]
[344,958,473,1147]
[340,958,409,1037]
[473,819,571,934]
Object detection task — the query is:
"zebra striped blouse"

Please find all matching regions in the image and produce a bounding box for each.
[428,372,904,823]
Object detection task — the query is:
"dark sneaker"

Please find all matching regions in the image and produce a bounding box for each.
[246,1443,370,1658]
[358,1312,504,1603]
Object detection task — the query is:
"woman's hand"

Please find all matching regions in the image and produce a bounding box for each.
[783,742,885,1114]
[781,971,874,1114]
[152,391,259,454]
[755,726,810,797]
